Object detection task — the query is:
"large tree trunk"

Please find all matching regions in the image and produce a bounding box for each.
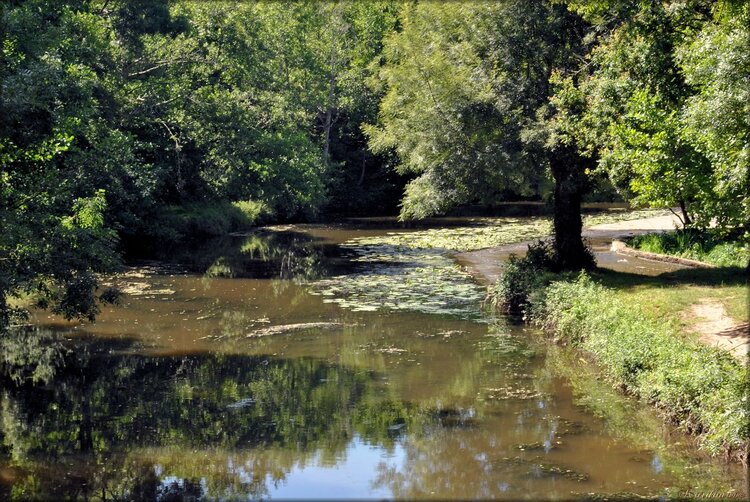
[549,145,594,271]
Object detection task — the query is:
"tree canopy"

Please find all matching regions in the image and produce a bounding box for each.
[1,0,747,327]
[553,0,749,228]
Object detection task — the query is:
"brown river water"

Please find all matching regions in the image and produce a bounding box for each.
[1,218,746,499]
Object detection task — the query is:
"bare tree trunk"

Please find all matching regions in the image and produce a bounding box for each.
[549,145,594,271]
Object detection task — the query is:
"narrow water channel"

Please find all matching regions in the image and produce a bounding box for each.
[2,219,745,499]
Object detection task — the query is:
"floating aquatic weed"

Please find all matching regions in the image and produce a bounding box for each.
[246,322,350,338]
[307,210,665,317]
[437,330,467,338]
[309,242,485,318]
[482,385,544,401]
[582,208,671,227]
[541,416,588,436]
[571,491,663,500]
[343,217,553,253]
[477,322,537,361]
[375,346,408,354]
[515,440,564,451]
[496,456,590,482]
[311,219,528,319]
[528,462,590,482]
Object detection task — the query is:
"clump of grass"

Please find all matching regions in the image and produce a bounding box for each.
[231,200,269,224]
[485,239,587,316]
[533,273,749,462]
[629,229,749,268]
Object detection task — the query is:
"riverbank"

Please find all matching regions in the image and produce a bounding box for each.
[529,272,749,463]
[458,214,748,361]
[469,216,749,464]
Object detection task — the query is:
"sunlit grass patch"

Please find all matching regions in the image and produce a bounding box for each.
[628,229,749,268]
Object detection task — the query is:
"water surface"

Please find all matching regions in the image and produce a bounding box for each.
[2,218,745,500]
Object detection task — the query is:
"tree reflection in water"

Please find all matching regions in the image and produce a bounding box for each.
[0,226,744,499]
[0,334,402,499]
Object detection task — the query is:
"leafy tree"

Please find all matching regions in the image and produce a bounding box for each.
[677,3,749,228]
[555,0,748,230]
[0,1,121,331]
[367,1,594,268]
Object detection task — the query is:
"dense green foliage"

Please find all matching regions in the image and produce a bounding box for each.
[366,0,747,266]
[629,230,750,268]
[554,0,749,228]
[0,0,400,328]
[537,275,748,461]
[487,240,581,315]
[366,1,598,268]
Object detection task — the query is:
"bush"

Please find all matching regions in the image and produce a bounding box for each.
[231,200,269,224]
[486,240,575,316]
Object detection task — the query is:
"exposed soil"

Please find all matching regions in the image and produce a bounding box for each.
[688,300,749,362]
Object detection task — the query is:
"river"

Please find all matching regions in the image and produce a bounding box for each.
[1,217,745,499]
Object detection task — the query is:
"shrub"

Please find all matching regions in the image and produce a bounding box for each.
[486,240,576,316]
[231,200,270,225]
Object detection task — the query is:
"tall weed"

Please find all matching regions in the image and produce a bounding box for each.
[629,229,749,267]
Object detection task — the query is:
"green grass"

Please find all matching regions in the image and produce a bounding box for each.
[533,272,749,461]
[591,267,748,332]
[628,229,749,268]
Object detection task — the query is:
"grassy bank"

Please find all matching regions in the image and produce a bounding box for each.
[488,261,749,463]
[628,229,749,268]
[541,344,745,498]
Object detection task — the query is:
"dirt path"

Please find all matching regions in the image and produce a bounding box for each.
[456,213,749,362]
[455,214,686,285]
[688,300,749,361]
